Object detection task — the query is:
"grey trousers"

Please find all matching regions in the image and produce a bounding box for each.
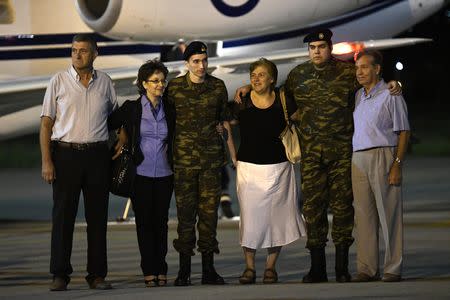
[352,147,403,277]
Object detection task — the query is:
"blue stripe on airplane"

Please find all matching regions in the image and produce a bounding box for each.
[210,0,259,17]
[0,44,161,60]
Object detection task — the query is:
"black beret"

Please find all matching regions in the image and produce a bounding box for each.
[303,28,333,44]
[183,41,208,61]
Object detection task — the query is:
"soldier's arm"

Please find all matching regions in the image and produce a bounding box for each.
[223,121,237,167]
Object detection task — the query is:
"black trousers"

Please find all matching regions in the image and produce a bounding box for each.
[131,174,174,276]
[50,144,110,282]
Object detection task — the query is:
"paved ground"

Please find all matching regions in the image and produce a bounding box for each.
[0,217,449,300]
[0,156,449,299]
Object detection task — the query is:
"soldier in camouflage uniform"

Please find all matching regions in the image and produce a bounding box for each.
[284,29,401,283]
[284,29,357,283]
[164,41,237,286]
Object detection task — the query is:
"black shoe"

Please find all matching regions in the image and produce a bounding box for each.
[88,277,112,290]
[174,253,191,286]
[302,248,328,283]
[174,274,191,286]
[49,277,68,291]
[201,252,225,285]
[335,245,351,283]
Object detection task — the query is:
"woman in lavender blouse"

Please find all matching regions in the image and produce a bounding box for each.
[108,60,175,287]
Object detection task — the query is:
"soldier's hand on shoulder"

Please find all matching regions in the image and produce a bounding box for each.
[387,80,402,96]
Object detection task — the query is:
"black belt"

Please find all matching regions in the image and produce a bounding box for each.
[54,141,107,151]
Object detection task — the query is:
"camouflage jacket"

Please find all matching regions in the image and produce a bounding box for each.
[285,58,358,147]
[165,72,230,169]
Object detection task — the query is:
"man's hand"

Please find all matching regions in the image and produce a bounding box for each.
[233,85,251,104]
[387,80,402,96]
[42,160,56,184]
[388,164,402,185]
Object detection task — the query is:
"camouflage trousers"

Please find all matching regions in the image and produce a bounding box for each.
[300,152,354,249]
[173,167,222,255]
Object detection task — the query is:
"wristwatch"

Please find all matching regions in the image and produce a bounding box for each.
[394,157,402,164]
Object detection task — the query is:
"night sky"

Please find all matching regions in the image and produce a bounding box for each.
[383,5,449,116]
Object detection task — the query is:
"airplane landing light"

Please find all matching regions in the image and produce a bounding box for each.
[332,42,365,60]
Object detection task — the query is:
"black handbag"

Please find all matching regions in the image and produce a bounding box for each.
[110,125,136,197]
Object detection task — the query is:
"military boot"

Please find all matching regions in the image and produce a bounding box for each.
[174,253,191,286]
[201,252,225,285]
[335,245,351,282]
[302,248,328,283]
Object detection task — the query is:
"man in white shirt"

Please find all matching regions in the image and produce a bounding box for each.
[40,34,118,291]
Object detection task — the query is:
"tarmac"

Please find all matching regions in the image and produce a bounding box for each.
[0,156,449,299]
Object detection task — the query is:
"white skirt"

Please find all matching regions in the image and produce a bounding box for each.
[237,161,306,249]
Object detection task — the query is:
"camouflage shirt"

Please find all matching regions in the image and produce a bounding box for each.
[165,72,230,169]
[285,58,358,146]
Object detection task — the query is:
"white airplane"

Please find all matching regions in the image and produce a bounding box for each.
[0,0,445,140]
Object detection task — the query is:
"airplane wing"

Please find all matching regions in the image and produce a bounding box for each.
[0,38,431,140]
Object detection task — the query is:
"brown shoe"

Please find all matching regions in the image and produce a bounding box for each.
[263,268,278,284]
[88,277,113,290]
[382,273,401,282]
[352,273,380,282]
[49,277,67,291]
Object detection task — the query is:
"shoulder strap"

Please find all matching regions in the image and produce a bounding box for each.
[280,88,289,124]
[129,101,138,155]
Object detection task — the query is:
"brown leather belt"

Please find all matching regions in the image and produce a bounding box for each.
[54,141,107,151]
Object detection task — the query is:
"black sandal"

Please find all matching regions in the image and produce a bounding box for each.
[239,268,256,284]
[144,277,158,287]
[157,276,167,287]
[263,268,278,284]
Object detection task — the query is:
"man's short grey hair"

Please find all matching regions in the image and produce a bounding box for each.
[72,34,98,51]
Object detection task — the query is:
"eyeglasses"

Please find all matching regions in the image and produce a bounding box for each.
[146,79,167,85]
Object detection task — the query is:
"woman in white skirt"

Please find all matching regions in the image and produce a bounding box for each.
[234,58,306,284]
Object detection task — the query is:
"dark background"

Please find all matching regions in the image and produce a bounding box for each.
[382,5,450,155]
[1,5,449,167]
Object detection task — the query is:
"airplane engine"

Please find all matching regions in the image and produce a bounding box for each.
[75,0,171,42]
[75,0,123,36]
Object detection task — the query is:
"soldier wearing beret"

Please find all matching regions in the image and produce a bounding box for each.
[235,28,401,283]
[164,41,237,286]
